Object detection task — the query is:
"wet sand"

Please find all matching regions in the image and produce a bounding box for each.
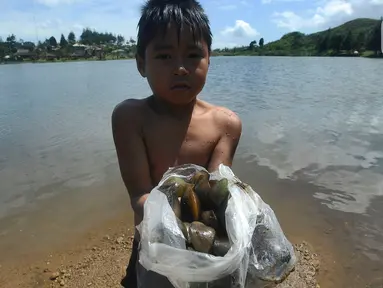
[0,160,382,287]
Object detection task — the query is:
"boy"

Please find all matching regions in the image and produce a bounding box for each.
[112,0,242,287]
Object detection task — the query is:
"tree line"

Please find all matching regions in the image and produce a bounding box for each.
[0,28,137,59]
[213,18,382,57]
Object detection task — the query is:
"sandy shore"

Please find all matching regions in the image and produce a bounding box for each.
[1,161,382,287]
[0,213,320,288]
[1,226,320,288]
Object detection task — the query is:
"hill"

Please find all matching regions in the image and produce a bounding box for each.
[213,18,382,57]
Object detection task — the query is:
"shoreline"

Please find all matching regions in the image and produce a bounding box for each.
[1,53,382,66]
[0,211,320,288]
[0,159,382,287]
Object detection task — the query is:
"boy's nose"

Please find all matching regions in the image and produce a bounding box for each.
[174,65,189,76]
[173,59,189,76]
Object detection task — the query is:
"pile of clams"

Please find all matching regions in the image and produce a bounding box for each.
[158,170,232,257]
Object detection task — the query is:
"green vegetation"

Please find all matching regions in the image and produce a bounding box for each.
[0,18,381,63]
[213,18,382,58]
[0,28,137,63]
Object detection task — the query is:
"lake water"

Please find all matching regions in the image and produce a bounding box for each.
[1,57,383,286]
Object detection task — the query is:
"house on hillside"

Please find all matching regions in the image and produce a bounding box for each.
[14,48,37,61]
[70,43,104,59]
[111,49,127,59]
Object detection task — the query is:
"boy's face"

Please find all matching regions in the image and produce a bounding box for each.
[137,23,210,106]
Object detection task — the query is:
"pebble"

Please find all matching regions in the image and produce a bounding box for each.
[50,272,60,280]
[59,280,65,286]
[116,237,124,244]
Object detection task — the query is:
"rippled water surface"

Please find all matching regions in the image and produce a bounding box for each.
[1,57,383,285]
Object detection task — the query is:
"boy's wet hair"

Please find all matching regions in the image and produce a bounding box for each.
[136,0,213,58]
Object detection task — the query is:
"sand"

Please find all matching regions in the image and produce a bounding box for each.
[0,219,320,288]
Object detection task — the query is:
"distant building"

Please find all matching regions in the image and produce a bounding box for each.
[14,48,37,60]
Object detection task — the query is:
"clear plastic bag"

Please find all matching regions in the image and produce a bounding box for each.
[137,164,296,288]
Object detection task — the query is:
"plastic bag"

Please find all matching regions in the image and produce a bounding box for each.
[137,164,296,288]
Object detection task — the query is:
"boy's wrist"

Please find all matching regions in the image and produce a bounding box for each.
[131,193,150,218]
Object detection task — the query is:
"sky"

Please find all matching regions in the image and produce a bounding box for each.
[0,0,382,48]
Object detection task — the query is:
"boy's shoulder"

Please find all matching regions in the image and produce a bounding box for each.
[111,97,151,129]
[198,100,242,132]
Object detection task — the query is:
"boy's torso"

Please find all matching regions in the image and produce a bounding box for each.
[139,96,221,184]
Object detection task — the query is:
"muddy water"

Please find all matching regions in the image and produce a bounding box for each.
[1,57,383,286]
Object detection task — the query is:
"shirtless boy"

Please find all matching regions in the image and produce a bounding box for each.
[112,0,242,287]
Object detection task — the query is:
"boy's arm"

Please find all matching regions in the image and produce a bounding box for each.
[112,101,153,223]
[207,108,242,172]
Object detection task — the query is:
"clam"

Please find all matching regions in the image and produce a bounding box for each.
[181,186,201,222]
[249,224,295,282]
[200,210,219,232]
[189,221,216,254]
[176,218,192,244]
[191,170,210,184]
[209,178,230,209]
[212,237,231,257]
[192,171,215,209]
[161,176,193,198]
[215,193,230,235]
[159,187,182,219]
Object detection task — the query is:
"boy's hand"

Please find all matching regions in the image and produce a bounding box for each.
[208,107,242,172]
[112,100,153,223]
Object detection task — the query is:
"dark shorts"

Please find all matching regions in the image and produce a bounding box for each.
[121,240,233,288]
[121,239,174,288]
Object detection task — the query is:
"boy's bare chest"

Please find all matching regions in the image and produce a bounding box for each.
[142,118,219,182]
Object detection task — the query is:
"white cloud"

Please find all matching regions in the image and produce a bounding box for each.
[0,0,141,42]
[272,0,383,31]
[272,10,330,31]
[221,20,259,38]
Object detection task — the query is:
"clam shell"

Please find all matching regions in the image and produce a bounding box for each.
[189,221,216,254]
[200,210,219,231]
[209,178,230,208]
[181,186,201,222]
[212,237,231,257]
[161,176,193,198]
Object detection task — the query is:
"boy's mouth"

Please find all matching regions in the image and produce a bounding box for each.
[171,83,191,90]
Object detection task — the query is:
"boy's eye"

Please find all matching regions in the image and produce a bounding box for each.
[155,54,171,60]
[189,53,202,58]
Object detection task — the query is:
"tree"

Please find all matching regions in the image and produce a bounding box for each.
[129,37,136,45]
[354,32,365,51]
[249,40,257,50]
[366,19,381,53]
[6,34,16,43]
[290,32,304,50]
[80,28,117,45]
[49,36,57,47]
[68,31,76,44]
[329,34,343,52]
[117,35,125,46]
[60,34,68,47]
[342,30,353,51]
[23,41,36,51]
[6,34,17,53]
[259,37,264,48]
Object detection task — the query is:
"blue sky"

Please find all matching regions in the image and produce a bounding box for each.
[1,0,382,48]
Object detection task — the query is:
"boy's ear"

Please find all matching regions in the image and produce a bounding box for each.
[135,54,146,77]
